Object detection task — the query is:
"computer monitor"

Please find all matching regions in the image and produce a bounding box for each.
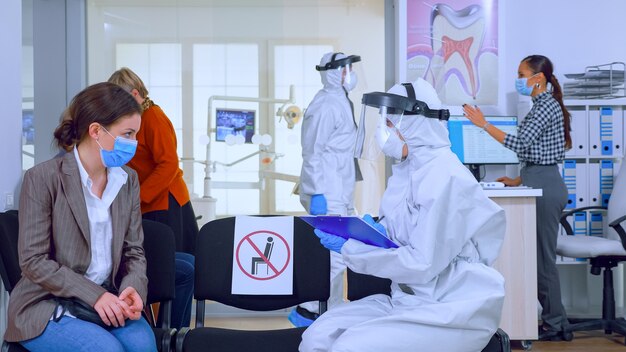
[447,115,519,180]
[215,108,255,144]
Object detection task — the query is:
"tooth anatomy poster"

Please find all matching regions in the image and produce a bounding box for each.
[406,0,498,105]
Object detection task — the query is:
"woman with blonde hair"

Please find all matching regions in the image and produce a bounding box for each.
[109,67,196,329]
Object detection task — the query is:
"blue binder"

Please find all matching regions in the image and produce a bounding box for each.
[300,216,399,249]
[600,160,614,206]
[563,160,577,209]
[600,107,613,155]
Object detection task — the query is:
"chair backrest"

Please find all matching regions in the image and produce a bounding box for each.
[194,216,330,311]
[346,268,391,301]
[607,162,626,241]
[142,219,176,305]
[0,211,20,293]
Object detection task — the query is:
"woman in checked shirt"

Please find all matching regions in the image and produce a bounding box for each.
[463,55,572,342]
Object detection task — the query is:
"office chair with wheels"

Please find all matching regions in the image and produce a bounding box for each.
[556,161,626,344]
[0,211,29,352]
[346,268,511,352]
[175,216,330,352]
[142,219,178,352]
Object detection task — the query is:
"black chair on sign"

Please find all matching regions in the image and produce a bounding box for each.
[0,211,29,352]
[175,216,330,352]
[346,268,511,352]
[142,219,178,352]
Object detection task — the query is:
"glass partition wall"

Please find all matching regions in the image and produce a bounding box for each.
[87,0,385,217]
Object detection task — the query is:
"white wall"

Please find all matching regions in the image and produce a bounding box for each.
[490,0,626,180]
[0,0,22,338]
[501,0,626,116]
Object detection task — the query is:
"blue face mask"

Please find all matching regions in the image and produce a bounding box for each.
[97,126,138,168]
[515,73,539,96]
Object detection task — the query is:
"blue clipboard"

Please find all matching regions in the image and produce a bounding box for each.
[300,216,399,249]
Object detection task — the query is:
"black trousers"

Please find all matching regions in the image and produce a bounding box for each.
[143,192,199,254]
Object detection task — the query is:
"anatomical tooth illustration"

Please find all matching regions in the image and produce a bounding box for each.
[406,1,498,105]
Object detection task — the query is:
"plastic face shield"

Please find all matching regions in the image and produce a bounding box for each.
[354,92,451,160]
[316,54,365,91]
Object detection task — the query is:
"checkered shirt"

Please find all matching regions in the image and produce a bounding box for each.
[503,91,565,165]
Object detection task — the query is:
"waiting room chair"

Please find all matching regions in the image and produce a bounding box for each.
[142,219,178,352]
[1,213,177,352]
[175,216,330,352]
[346,268,511,352]
[0,211,29,352]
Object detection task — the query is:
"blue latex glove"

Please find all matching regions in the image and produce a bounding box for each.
[362,214,387,237]
[314,228,347,253]
[310,194,327,215]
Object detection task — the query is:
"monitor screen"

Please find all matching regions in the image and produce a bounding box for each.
[447,115,519,164]
[215,108,255,143]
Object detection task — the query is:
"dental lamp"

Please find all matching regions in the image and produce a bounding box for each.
[189,85,301,225]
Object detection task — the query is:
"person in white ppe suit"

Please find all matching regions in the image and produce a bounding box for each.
[299,78,506,352]
[290,52,363,327]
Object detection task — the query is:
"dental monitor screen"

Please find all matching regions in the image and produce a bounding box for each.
[447,116,519,165]
[215,108,255,144]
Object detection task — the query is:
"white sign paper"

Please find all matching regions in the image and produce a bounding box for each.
[231,216,294,295]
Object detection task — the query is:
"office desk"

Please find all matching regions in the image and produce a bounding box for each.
[485,188,542,341]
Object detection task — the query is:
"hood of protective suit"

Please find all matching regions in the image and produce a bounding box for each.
[320,52,346,91]
[386,78,450,161]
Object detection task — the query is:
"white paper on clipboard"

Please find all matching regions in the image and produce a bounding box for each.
[300,216,398,249]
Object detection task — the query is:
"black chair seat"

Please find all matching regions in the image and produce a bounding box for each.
[181,327,307,352]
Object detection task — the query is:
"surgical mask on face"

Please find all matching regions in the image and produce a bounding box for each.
[97,126,138,168]
[515,73,539,96]
[343,71,358,92]
[375,117,405,160]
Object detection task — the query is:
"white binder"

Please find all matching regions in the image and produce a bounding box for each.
[589,107,602,156]
[612,107,624,156]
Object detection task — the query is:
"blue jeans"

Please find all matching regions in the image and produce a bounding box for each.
[20,316,156,352]
[157,252,195,329]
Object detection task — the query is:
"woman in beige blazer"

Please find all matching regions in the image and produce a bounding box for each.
[4,82,157,351]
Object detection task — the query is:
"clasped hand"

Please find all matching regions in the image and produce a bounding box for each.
[94,286,144,327]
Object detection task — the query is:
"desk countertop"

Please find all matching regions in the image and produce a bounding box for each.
[483,188,543,197]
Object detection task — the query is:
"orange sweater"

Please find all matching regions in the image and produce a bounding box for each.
[128,104,190,214]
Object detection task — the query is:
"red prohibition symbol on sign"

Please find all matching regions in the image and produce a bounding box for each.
[236,230,291,280]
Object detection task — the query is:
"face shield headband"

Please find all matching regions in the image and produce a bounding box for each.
[360,92,450,121]
[316,53,362,71]
[354,87,450,159]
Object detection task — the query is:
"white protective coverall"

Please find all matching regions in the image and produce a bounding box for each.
[300,78,506,352]
[299,52,357,311]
